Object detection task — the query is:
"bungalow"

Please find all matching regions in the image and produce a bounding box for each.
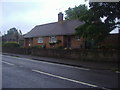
[24,12,85,49]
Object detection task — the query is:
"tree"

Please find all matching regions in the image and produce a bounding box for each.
[89,2,120,32]
[3,27,21,43]
[65,2,120,44]
[77,2,120,43]
[65,5,88,20]
[19,30,22,35]
[7,27,18,35]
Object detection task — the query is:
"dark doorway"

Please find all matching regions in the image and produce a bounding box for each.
[64,36,71,48]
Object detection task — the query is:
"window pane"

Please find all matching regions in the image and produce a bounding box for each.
[38,37,43,43]
[50,36,57,43]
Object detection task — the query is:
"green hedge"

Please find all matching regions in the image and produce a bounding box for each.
[32,45,46,48]
[2,42,20,47]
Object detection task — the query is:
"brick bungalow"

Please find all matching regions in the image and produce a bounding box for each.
[24,12,119,49]
[24,12,86,49]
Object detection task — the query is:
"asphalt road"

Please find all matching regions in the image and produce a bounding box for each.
[2,55,118,89]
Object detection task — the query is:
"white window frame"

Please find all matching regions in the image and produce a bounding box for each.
[75,36,80,40]
[38,37,44,43]
[49,36,57,43]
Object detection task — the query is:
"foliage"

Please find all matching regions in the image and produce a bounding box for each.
[65,2,120,44]
[65,5,88,20]
[7,28,18,35]
[76,21,109,43]
[2,42,20,47]
[56,40,62,44]
[57,46,64,49]
[49,42,56,46]
[32,45,46,48]
[89,2,120,30]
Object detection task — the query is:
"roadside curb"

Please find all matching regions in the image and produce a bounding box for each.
[2,53,118,71]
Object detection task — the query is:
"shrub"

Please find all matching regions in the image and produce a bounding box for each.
[2,42,20,47]
[32,45,46,48]
[49,42,56,46]
[57,46,64,49]
[56,40,62,44]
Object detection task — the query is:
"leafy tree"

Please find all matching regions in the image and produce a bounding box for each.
[3,27,22,43]
[19,30,22,35]
[89,2,120,33]
[7,27,18,35]
[65,5,88,20]
[78,2,119,43]
[65,2,120,44]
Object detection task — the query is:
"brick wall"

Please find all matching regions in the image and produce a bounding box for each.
[24,39,29,48]
[31,49,119,62]
[24,34,119,49]
[2,47,119,63]
[98,34,119,49]
[2,47,30,54]
[24,35,86,49]
[24,38,33,47]
[71,36,85,49]
[29,36,64,48]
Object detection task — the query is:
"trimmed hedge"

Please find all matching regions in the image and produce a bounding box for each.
[2,42,20,47]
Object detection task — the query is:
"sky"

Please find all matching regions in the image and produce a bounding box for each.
[0,0,89,35]
[0,0,118,35]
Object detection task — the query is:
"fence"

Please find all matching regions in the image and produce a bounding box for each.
[2,47,119,63]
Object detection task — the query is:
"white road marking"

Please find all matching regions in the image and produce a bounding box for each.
[32,69,110,90]
[2,55,111,90]
[3,55,90,71]
[2,61,14,66]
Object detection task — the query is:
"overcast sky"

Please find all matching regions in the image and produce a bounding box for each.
[0,0,89,35]
[0,0,118,35]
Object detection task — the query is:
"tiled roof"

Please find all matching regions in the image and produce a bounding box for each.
[24,19,84,38]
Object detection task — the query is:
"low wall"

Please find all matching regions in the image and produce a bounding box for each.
[2,47,31,55]
[2,47,119,62]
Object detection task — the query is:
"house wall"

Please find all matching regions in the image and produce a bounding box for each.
[24,38,33,48]
[71,36,85,49]
[98,34,119,49]
[25,35,65,48]
[24,34,119,49]
[24,35,85,49]
[24,39,29,48]
[24,35,86,49]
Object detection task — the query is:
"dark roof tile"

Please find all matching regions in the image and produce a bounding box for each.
[24,19,84,38]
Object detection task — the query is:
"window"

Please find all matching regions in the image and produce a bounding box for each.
[75,36,80,40]
[38,37,43,43]
[28,43,31,46]
[49,36,57,43]
[29,39,31,42]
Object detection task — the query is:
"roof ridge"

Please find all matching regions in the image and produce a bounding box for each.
[36,21,58,27]
[24,19,82,38]
[35,19,78,27]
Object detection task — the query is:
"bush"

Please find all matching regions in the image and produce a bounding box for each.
[49,42,56,46]
[56,40,62,44]
[32,45,46,48]
[2,42,20,47]
[57,46,64,49]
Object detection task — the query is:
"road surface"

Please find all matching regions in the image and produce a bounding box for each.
[2,55,118,89]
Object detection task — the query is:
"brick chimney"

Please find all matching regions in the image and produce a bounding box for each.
[58,12,63,22]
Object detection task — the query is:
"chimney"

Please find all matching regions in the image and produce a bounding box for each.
[58,12,63,22]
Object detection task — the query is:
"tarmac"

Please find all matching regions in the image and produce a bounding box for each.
[2,52,119,71]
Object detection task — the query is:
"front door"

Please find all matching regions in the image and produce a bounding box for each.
[64,36,71,48]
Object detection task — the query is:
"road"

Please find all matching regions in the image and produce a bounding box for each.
[2,55,118,89]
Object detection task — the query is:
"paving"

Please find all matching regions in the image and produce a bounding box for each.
[2,52,119,71]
